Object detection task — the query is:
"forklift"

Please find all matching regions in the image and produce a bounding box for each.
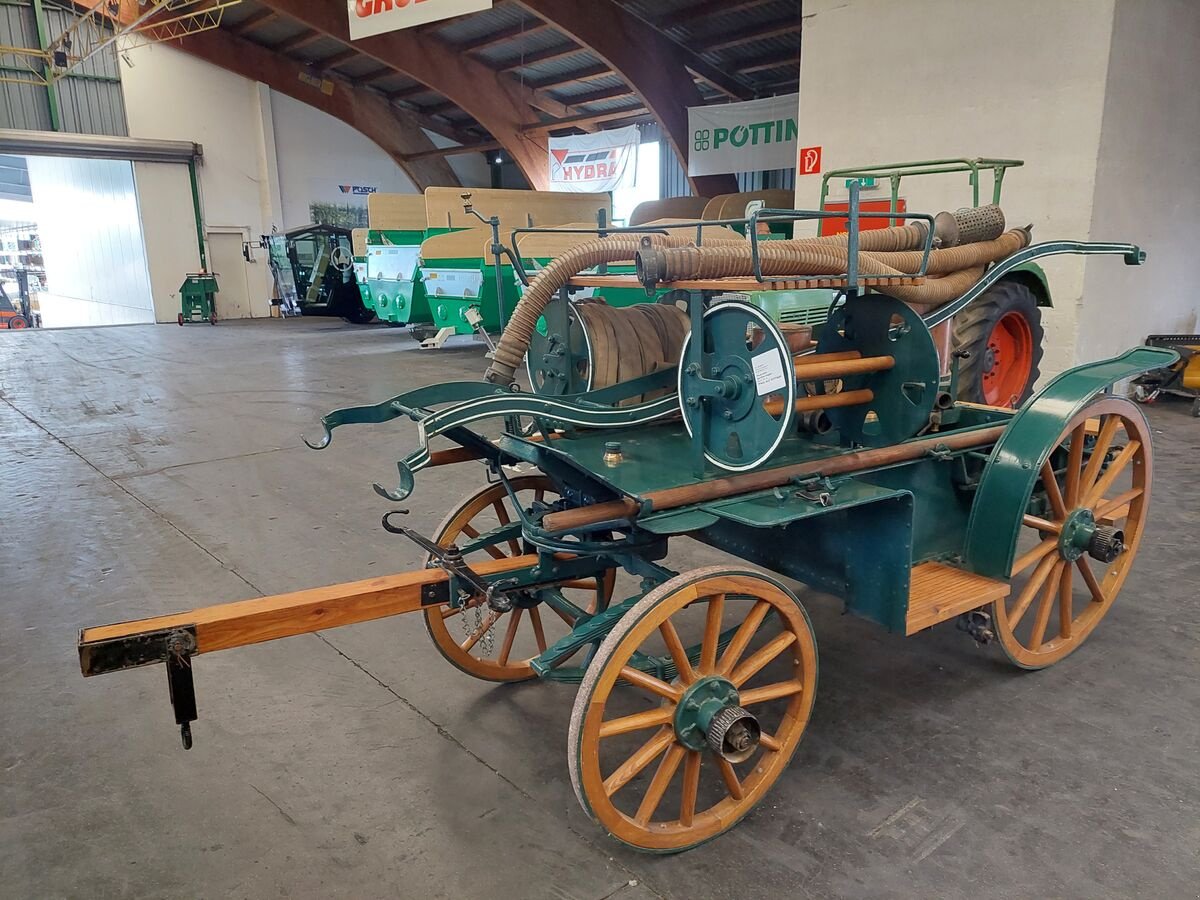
[259,225,375,323]
[0,270,38,330]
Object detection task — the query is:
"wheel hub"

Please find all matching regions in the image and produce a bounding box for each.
[1057,507,1097,561]
[673,675,748,754]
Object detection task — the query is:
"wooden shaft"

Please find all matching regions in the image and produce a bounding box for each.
[763,388,874,417]
[78,554,539,671]
[428,446,485,467]
[793,354,894,381]
[542,425,1007,532]
[792,350,862,366]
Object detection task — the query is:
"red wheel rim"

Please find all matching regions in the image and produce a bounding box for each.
[9,317,27,329]
[981,310,1034,407]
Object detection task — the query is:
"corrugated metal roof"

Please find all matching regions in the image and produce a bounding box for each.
[295,36,345,63]
[476,28,572,66]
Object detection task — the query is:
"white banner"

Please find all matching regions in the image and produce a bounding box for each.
[548,125,639,193]
[688,93,799,177]
[348,0,492,41]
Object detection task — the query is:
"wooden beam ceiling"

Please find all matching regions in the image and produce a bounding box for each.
[254,0,552,187]
[515,0,741,195]
[172,28,458,189]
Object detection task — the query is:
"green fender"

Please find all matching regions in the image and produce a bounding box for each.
[1004,261,1051,306]
[963,345,1178,578]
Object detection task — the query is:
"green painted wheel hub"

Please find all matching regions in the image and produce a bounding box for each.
[1057,507,1097,561]
[673,675,740,751]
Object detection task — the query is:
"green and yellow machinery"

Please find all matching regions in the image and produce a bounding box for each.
[357,193,434,331]
[176,272,218,325]
[76,190,1172,853]
[263,224,375,323]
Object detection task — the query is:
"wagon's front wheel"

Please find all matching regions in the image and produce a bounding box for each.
[423,475,615,682]
[568,567,818,852]
[996,397,1151,668]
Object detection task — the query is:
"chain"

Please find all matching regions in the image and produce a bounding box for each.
[461,602,496,656]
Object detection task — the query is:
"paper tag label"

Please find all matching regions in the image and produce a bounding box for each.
[751,349,788,396]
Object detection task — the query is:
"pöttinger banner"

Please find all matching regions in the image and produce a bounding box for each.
[687,93,799,177]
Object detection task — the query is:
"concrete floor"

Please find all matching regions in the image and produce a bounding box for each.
[1,319,1197,899]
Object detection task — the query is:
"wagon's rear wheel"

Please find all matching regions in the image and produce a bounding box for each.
[996,397,1151,668]
[423,475,615,682]
[569,567,818,852]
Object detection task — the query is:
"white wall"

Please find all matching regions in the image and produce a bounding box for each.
[795,0,1117,377]
[269,90,418,228]
[118,42,481,321]
[122,42,275,318]
[1078,0,1200,359]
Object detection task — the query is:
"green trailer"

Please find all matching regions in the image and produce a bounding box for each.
[78,196,1171,855]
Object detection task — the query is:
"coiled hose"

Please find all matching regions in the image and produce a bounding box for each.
[486,232,740,384]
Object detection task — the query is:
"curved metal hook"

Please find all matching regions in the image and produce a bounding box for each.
[372,460,416,502]
[303,419,334,450]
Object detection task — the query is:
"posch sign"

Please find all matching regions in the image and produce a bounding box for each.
[348,0,492,40]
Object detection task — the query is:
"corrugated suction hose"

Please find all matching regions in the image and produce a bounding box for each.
[486,232,739,384]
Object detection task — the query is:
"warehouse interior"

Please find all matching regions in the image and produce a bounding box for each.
[2,1,1198,897]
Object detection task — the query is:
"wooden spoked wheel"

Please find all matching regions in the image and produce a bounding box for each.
[568,567,818,852]
[997,397,1151,669]
[423,476,615,682]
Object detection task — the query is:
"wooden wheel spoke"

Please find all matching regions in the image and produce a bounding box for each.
[1076,556,1106,604]
[1083,440,1141,509]
[700,594,725,674]
[1094,487,1142,522]
[1023,514,1061,534]
[739,678,804,706]
[758,731,782,752]
[599,706,675,739]
[497,608,524,666]
[1080,415,1121,496]
[679,751,701,827]
[603,728,673,797]
[1057,556,1074,640]
[1064,423,1085,506]
[1012,536,1058,576]
[1040,462,1067,520]
[634,743,685,825]
[660,618,697,685]
[492,501,523,556]
[619,666,682,702]
[717,600,770,677]
[549,603,577,626]
[460,609,502,653]
[730,631,797,688]
[528,606,548,654]
[460,522,507,560]
[716,757,743,800]
[1028,560,1065,650]
[1009,551,1059,626]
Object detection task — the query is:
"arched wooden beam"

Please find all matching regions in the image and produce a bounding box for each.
[515,0,741,197]
[174,27,459,189]
[256,0,550,188]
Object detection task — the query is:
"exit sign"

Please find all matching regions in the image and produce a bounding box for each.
[844,176,877,189]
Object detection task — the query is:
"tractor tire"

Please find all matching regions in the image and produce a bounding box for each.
[952,279,1044,408]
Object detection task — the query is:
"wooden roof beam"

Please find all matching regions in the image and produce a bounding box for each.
[530,63,612,90]
[255,0,551,187]
[514,0,740,195]
[228,8,277,35]
[697,20,801,53]
[271,29,324,55]
[173,28,458,189]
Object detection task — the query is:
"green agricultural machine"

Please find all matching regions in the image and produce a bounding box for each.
[263,224,375,323]
[77,189,1172,853]
[176,272,218,325]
